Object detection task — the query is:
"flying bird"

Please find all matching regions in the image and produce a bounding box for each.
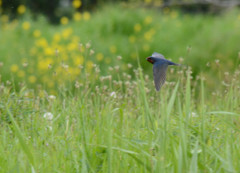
[146,52,181,91]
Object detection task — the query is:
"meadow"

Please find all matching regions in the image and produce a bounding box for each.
[1,3,240,172]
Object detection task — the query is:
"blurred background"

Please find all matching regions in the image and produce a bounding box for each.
[0,0,240,94]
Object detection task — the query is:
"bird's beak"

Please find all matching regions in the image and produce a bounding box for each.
[146,57,153,64]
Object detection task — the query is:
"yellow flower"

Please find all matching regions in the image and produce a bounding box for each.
[28,75,36,83]
[144,32,152,41]
[73,12,82,21]
[35,38,48,47]
[22,21,30,30]
[143,44,150,51]
[74,55,84,65]
[144,29,155,41]
[72,0,82,8]
[10,64,19,72]
[71,36,80,43]
[44,47,54,56]
[144,0,152,4]
[18,70,25,78]
[33,30,41,38]
[171,11,178,19]
[1,15,9,23]
[96,53,104,61]
[144,16,152,25]
[109,45,117,53]
[38,58,53,70]
[154,0,162,7]
[67,43,77,51]
[83,12,91,21]
[17,5,26,14]
[62,28,73,39]
[134,23,141,32]
[129,35,136,43]
[60,16,69,25]
[86,60,93,70]
[105,58,111,64]
[53,33,61,42]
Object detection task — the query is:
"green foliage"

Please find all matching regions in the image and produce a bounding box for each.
[0,62,240,172]
[0,5,240,172]
[0,5,240,93]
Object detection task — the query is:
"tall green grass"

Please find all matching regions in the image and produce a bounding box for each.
[1,58,240,172]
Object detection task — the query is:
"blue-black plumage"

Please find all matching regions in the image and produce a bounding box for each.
[146,52,181,91]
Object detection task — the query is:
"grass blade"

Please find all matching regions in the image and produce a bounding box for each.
[167,81,179,116]
[6,104,35,172]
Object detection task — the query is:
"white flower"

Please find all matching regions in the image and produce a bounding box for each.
[117,55,122,60]
[86,42,91,49]
[55,49,59,56]
[127,63,132,68]
[191,112,198,117]
[110,92,117,98]
[43,112,54,121]
[90,49,95,55]
[48,95,56,100]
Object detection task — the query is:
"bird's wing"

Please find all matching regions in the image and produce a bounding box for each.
[152,52,165,59]
[153,63,168,91]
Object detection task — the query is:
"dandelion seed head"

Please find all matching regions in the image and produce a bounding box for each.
[48,95,56,100]
[86,42,91,49]
[114,65,120,72]
[179,57,184,63]
[43,112,54,121]
[127,63,133,68]
[90,49,94,55]
[22,62,28,67]
[117,55,122,60]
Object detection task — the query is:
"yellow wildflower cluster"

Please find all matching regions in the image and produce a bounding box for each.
[60,17,69,25]
[144,0,163,6]
[72,0,82,9]
[128,15,157,57]
[61,12,91,24]
[22,21,31,30]
[27,26,98,89]
[3,6,93,92]
[4,5,178,93]
[17,5,26,14]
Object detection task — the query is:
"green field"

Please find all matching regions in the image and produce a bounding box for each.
[1,4,240,172]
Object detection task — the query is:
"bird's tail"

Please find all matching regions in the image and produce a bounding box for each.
[168,60,188,67]
[174,63,188,67]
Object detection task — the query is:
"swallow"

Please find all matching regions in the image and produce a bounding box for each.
[146,52,181,91]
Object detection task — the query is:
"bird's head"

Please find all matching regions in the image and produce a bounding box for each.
[146,56,156,64]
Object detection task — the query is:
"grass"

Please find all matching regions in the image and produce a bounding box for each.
[0,5,240,92]
[0,3,240,172]
[1,59,240,172]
